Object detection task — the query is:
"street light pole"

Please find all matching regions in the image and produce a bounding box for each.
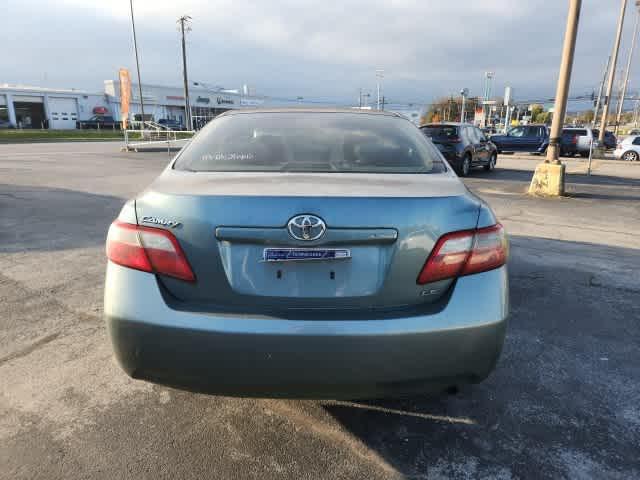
[615,1,640,134]
[178,15,192,130]
[376,69,384,110]
[545,0,582,164]
[129,0,145,126]
[460,88,469,123]
[598,0,627,144]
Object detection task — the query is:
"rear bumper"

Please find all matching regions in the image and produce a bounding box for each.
[104,263,509,399]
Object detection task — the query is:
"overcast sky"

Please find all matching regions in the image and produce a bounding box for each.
[2,0,638,107]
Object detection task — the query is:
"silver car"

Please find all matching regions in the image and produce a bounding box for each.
[104,109,509,399]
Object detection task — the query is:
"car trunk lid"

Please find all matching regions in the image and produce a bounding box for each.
[134,170,481,312]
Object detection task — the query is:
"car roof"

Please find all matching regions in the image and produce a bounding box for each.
[219,107,404,119]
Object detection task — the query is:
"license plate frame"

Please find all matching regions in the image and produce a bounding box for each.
[263,247,351,262]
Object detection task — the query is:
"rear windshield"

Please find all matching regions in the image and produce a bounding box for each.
[420,125,459,138]
[592,129,613,137]
[174,112,447,173]
[564,129,587,136]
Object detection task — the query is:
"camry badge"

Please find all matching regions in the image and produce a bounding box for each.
[141,216,182,228]
[287,215,326,241]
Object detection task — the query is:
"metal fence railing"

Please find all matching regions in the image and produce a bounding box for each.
[122,121,195,152]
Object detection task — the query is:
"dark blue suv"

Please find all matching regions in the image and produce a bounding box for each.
[490,125,549,154]
[490,124,577,156]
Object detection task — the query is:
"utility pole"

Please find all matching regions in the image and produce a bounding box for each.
[593,56,611,127]
[529,0,581,196]
[598,0,627,144]
[129,0,145,126]
[615,1,640,134]
[545,0,581,164]
[358,88,362,108]
[376,69,384,110]
[178,15,192,130]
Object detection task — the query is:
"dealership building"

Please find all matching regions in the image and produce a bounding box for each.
[0,85,110,129]
[1,81,281,129]
[1,80,423,129]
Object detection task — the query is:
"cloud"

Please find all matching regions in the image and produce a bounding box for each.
[2,0,637,107]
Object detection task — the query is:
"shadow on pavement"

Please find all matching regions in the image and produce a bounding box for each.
[322,235,640,479]
[471,167,640,188]
[0,184,125,253]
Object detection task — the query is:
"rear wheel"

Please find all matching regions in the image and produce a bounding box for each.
[460,154,471,177]
[622,150,639,162]
[484,153,496,171]
[580,151,589,158]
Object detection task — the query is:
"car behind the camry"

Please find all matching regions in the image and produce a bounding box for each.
[104,109,509,399]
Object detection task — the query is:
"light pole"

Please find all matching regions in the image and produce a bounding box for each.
[376,69,384,110]
[129,0,145,126]
[178,15,192,130]
[483,72,494,127]
[615,1,640,134]
[529,0,581,196]
[598,0,627,144]
[362,92,371,108]
[460,88,469,123]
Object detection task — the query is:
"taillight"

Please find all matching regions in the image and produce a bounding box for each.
[417,224,507,284]
[106,221,195,282]
[572,135,578,144]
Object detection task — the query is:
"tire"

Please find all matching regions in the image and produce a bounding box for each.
[580,151,589,158]
[484,153,496,171]
[622,150,639,162]
[460,154,472,177]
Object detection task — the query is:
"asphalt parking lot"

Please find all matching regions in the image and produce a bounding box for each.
[1,142,639,479]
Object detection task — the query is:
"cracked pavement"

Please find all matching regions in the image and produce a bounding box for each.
[1,143,639,479]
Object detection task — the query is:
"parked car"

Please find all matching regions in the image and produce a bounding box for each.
[0,119,15,129]
[560,129,579,157]
[420,123,498,176]
[490,124,577,157]
[563,127,617,156]
[77,115,121,130]
[614,135,640,161]
[490,124,549,154]
[157,118,185,130]
[104,109,509,399]
[592,129,617,150]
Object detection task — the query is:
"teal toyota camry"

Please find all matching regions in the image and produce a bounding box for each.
[104,109,509,399]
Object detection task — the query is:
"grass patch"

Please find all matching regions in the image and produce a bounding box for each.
[0,129,124,143]
[0,129,195,143]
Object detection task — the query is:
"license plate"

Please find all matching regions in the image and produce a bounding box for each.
[263,248,351,262]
